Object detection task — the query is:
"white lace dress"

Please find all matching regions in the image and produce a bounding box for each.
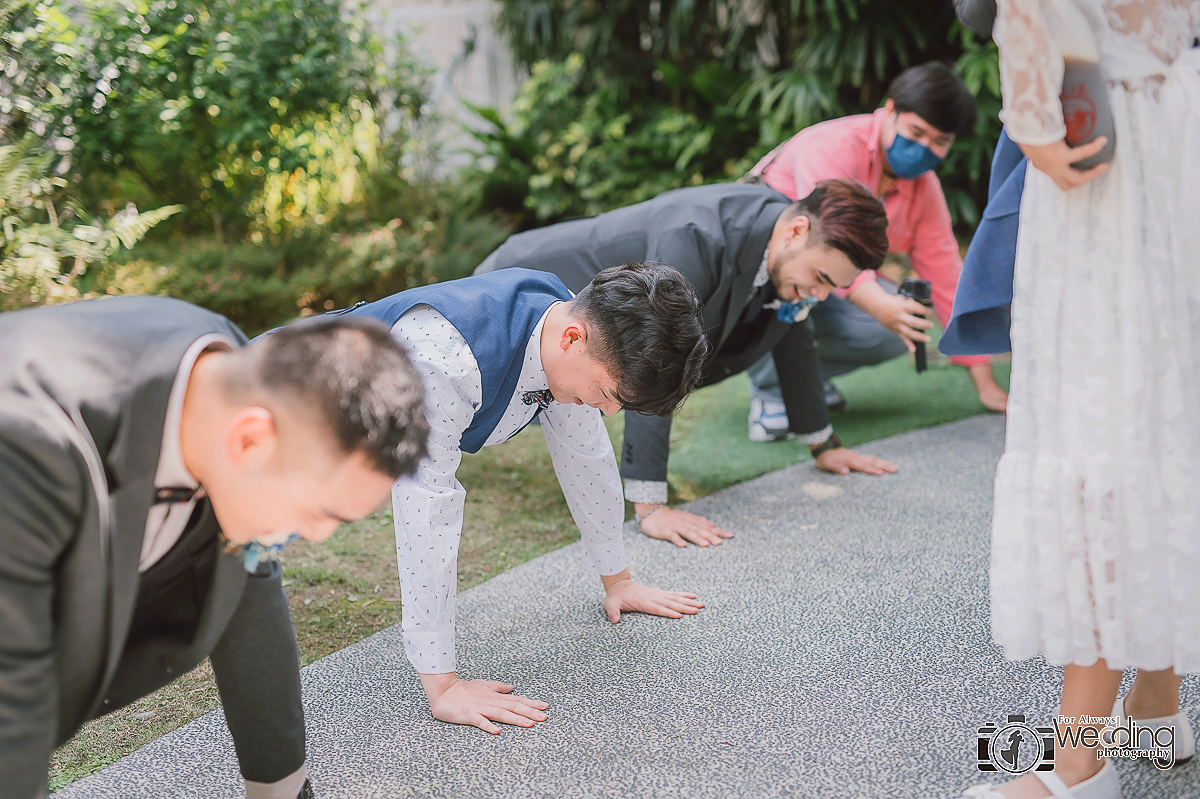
[990,0,1200,671]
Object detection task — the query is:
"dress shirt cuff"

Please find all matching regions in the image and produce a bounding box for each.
[245,764,307,799]
[799,424,835,447]
[834,269,877,299]
[623,478,668,505]
[403,629,456,675]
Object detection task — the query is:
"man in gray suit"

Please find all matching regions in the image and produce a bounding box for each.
[477,179,898,547]
[0,296,428,799]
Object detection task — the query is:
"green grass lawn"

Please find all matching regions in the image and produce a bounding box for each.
[665,344,1009,500]
[50,339,1007,790]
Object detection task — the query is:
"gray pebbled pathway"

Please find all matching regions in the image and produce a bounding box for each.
[56,415,1200,799]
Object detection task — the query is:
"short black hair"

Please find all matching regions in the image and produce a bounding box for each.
[571,262,709,417]
[887,61,977,138]
[240,317,429,479]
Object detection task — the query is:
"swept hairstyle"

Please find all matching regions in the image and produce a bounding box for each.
[571,262,709,417]
[783,178,890,272]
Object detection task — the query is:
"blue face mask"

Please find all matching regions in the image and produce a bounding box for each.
[884,132,944,179]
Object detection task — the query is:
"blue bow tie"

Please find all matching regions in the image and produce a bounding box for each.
[765,296,819,323]
[521,389,554,410]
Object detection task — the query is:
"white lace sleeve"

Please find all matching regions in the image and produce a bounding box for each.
[996,0,1068,145]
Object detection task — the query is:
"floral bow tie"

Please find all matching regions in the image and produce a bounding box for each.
[521,388,554,410]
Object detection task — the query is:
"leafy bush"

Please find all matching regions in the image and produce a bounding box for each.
[480,0,1003,232]
[2,0,437,242]
[468,55,756,225]
[1,136,180,310]
[93,211,509,335]
[3,0,508,330]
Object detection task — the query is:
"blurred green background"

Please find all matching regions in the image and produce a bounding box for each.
[2,0,1000,326]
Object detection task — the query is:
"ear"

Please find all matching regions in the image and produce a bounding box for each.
[884,98,895,116]
[223,406,278,470]
[786,214,812,247]
[558,319,587,352]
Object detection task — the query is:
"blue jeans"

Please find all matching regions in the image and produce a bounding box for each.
[748,278,908,404]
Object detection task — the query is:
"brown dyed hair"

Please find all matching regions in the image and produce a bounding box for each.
[784,178,889,272]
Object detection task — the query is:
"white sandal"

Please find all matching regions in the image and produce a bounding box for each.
[963,759,1119,799]
[1109,695,1196,764]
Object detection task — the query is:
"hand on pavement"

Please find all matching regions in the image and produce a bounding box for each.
[601,569,705,623]
[420,672,548,735]
[636,503,733,547]
[814,447,898,476]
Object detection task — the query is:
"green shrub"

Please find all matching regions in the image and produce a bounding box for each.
[481,0,1004,232]
[1,136,181,310]
[468,54,756,226]
[94,212,509,335]
[2,0,441,243]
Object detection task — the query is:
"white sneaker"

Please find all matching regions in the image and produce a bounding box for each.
[748,399,792,441]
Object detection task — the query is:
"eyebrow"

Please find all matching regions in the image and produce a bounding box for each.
[818,271,854,291]
[911,122,952,144]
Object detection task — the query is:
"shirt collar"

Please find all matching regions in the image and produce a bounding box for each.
[867,106,887,158]
[867,107,890,195]
[519,302,558,395]
[753,246,771,289]
[155,334,236,491]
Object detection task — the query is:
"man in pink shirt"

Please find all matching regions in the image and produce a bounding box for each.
[745,62,1008,440]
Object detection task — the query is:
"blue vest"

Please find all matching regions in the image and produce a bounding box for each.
[346,268,572,453]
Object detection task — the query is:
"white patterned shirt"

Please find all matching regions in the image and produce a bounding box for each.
[390,304,628,674]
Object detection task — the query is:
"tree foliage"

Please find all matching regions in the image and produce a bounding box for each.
[2,0,427,241]
[2,0,508,326]
[480,0,1002,230]
[0,136,181,309]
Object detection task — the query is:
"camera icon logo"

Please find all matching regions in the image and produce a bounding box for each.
[977,714,1056,774]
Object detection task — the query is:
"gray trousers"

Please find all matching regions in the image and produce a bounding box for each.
[749,278,908,403]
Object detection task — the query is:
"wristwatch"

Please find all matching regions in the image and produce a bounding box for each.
[810,433,842,459]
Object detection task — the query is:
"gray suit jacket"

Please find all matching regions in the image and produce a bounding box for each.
[476,183,830,486]
[0,296,302,798]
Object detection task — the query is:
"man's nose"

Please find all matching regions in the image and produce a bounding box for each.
[813,284,832,301]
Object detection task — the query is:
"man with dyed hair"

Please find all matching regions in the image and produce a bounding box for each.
[744,61,1008,426]
[477,179,898,548]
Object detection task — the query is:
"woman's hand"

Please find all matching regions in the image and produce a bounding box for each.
[1018,137,1109,191]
